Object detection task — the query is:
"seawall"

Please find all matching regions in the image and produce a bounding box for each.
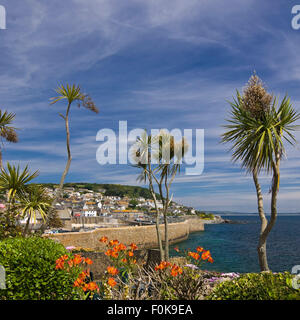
[44,217,205,250]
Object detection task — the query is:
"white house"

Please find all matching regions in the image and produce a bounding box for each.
[145,200,163,209]
[82,209,97,217]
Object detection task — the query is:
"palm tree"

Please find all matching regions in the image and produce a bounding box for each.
[0,163,39,236]
[222,74,300,271]
[133,131,164,260]
[0,162,39,204]
[0,110,18,169]
[133,130,188,261]
[50,84,99,197]
[17,184,52,236]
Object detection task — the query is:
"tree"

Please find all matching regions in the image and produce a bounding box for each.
[0,163,39,205]
[222,74,300,271]
[129,199,138,209]
[132,130,188,261]
[0,110,18,169]
[18,184,52,236]
[50,84,99,196]
[0,163,39,238]
[44,84,99,230]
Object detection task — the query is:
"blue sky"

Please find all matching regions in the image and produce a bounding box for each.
[0,0,300,213]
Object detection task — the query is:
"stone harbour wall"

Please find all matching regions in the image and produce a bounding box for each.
[44,218,204,251]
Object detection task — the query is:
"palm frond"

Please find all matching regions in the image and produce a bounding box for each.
[222,92,300,174]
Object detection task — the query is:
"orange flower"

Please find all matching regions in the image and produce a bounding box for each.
[111,251,119,258]
[109,240,119,247]
[55,258,65,270]
[82,283,89,292]
[62,254,69,260]
[108,277,117,287]
[130,243,138,251]
[84,257,93,265]
[86,282,99,291]
[170,269,177,277]
[154,261,171,271]
[79,271,88,280]
[107,266,119,275]
[122,258,128,263]
[73,278,84,287]
[170,265,183,277]
[201,250,211,260]
[99,236,108,243]
[73,254,83,265]
[127,250,134,257]
[208,256,214,263]
[117,243,127,251]
[162,261,171,268]
[188,251,200,260]
[68,259,74,268]
[105,249,114,256]
[196,246,204,252]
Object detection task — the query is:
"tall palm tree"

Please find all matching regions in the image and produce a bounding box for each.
[43,84,98,231]
[0,110,18,169]
[50,84,99,196]
[133,131,164,260]
[133,130,188,261]
[222,75,300,271]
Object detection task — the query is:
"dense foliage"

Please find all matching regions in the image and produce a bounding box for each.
[195,211,215,219]
[207,272,300,300]
[36,182,161,199]
[0,237,82,300]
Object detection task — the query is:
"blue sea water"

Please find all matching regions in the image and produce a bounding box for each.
[170,215,300,273]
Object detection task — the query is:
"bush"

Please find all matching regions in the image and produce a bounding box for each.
[0,237,82,300]
[196,211,214,220]
[0,212,23,240]
[207,272,300,300]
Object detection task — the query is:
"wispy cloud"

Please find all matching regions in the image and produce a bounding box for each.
[1,0,300,212]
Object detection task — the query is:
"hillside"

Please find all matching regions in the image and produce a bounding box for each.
[36,182,161,200]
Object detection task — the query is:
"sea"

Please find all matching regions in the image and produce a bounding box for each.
[169,215,300,273]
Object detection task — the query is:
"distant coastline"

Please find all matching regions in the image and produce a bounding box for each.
[218,213,300,217]
[208,211,300,216]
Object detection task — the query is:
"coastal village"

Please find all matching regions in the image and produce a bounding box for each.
[7,184,214,234]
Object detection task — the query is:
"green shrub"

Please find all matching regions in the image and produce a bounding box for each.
[207,272,300,300]
[196,211,214,220]
[0,237,82,300]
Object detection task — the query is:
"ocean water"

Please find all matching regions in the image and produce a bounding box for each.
[170,215,300,273]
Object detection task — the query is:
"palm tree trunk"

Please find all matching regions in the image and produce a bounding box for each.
[147,163,164,261]
[163,176,170,261]
[0,149,3,170]
[151,186,164,261]
[155,206,164,261]
[260,154,280,267]
[253,168,269,271]
[253,152,281,272]
[59,103,72,193]
[163,213,169,261]
[42,103,71,231]
[23,214,30,237]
